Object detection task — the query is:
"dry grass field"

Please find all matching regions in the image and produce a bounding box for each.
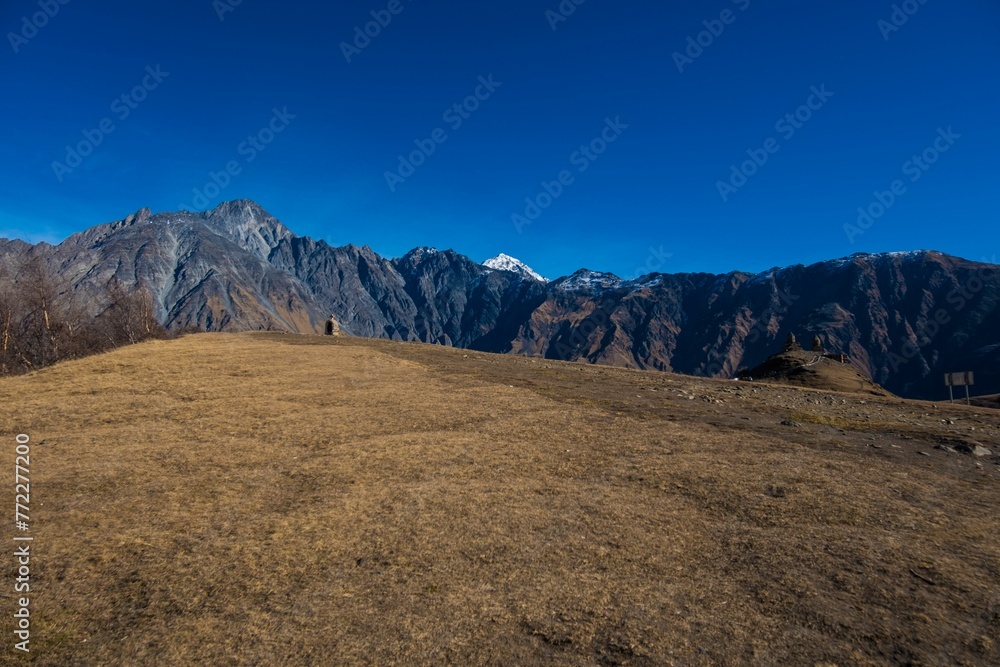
[1,333,998,666]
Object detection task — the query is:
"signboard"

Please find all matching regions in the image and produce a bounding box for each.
[944,372,974,387]
[944,371,974,404]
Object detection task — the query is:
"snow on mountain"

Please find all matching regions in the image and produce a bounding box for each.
[483,253,547,282]
[552,269,623,293]
[746,251,941,281]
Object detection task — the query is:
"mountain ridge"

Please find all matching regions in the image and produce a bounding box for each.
[2,201,997,400]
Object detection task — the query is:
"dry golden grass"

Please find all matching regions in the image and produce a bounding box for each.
[1,333,998,666]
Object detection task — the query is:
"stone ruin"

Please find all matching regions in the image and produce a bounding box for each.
[781,332,802,353]
[781,332,847,363]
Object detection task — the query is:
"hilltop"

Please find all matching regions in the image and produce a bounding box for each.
[739,338,892,397]
[1,334,997,665]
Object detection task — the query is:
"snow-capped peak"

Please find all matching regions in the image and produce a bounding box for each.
[483,253,547,282]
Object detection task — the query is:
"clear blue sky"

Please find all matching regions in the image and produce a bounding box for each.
[2,0,998,279]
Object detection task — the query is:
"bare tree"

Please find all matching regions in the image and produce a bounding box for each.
[0,262,16,374]
[16,256,63,366]
[99,279,164,347]
[0,260,168,376]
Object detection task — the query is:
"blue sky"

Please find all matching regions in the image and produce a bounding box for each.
[1,0,998,279]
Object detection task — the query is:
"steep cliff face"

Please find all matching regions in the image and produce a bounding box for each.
[266,237,416,339]
[2,201,996,399]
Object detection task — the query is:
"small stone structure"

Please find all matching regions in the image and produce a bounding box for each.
[324,315,342,336]
[781,333,802,353]
[812,335,824,353]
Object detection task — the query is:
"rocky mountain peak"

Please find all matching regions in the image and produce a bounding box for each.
[109,207,152,232]
[202,199,295,260]
[483,253,547,282]
[125,207,152,225]
[398,246,439,263]
[553,269,623,293]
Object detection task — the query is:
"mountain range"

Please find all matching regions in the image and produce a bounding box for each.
[1,200,997,400]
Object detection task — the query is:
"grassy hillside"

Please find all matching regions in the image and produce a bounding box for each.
[2,333,998,665]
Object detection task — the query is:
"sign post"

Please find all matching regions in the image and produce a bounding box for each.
[944,372,974,405]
